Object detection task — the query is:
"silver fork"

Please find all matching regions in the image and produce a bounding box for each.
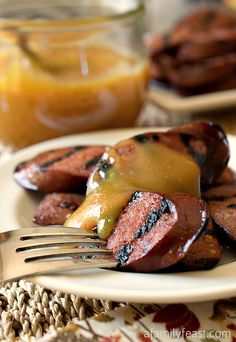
[0,227,118,283]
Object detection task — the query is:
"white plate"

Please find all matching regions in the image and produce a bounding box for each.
[147,87,236,113]
[1,127,236,304]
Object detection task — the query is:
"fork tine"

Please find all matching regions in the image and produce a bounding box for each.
[10,227,96,239]
[16,237,106,251]
[38,258,119,274]
[22,247,113,263]
[1,226,119,283]
[3,258,118,282]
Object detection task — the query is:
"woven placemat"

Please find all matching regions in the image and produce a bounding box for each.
[0,280,120,341]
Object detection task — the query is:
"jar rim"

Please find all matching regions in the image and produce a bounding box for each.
[0,0,144,33]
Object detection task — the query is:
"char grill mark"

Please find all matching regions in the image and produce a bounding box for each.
[84,153,104,170]
[180,133,206,167]
[39,146,84,171]
[208,195,236,201]
[134,210,161,239]
[117,244,133,265]
[134,199,171,239]
[134,134,150,143]
[98,159,113,179]
[134,133,160,144]
[59,199,79,211]
[129,191,143,204]
[152,133,160,141]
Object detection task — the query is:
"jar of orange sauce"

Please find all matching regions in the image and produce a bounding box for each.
[0,0,148,148]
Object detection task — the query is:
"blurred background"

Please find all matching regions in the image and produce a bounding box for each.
[145,0,222,33]
[139,0,236,132]
[0,0,235,149]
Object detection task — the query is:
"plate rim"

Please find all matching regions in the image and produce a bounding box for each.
[148,87,236,113]
[33,268,236,304]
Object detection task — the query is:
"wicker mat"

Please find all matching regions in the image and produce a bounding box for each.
[0,280,120,341]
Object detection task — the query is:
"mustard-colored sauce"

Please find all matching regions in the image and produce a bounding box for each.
[65,136,201,240]
[0,42,148,148]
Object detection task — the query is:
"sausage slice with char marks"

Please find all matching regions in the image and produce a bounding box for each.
[179,219,222,270]
[134,120,229,187]
[169,8,236,47]
[203,184,236,201]
[150,8,236,59]
[107,191,207,272]
[160,53,236,89]
[177,73,236,96]
[13,145,107,193]
[171,120,229,187]
[209,197,236,245]
[213,167,236,187]
[177,29,236,62]
[33,193,85,225]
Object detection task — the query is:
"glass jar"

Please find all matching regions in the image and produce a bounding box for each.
[0,0,148,148]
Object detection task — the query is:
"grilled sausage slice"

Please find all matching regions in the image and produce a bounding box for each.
[210,167,236,187]
[177,29,236,62]
[209,197,236,245]
[149,8,236,94]
[177,72,236,96]
[169,8,236,47]
[150,8,236,58]
[171,120,230,187]
[179,219,222,270]
[33,193,85,225]
[134,120,229,187]
[13,145,107,193]
[203,184,236,201]
[162,53,236,89]
[107,192,207,272]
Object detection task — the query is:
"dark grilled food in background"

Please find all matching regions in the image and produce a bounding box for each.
[149,7,236,96]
